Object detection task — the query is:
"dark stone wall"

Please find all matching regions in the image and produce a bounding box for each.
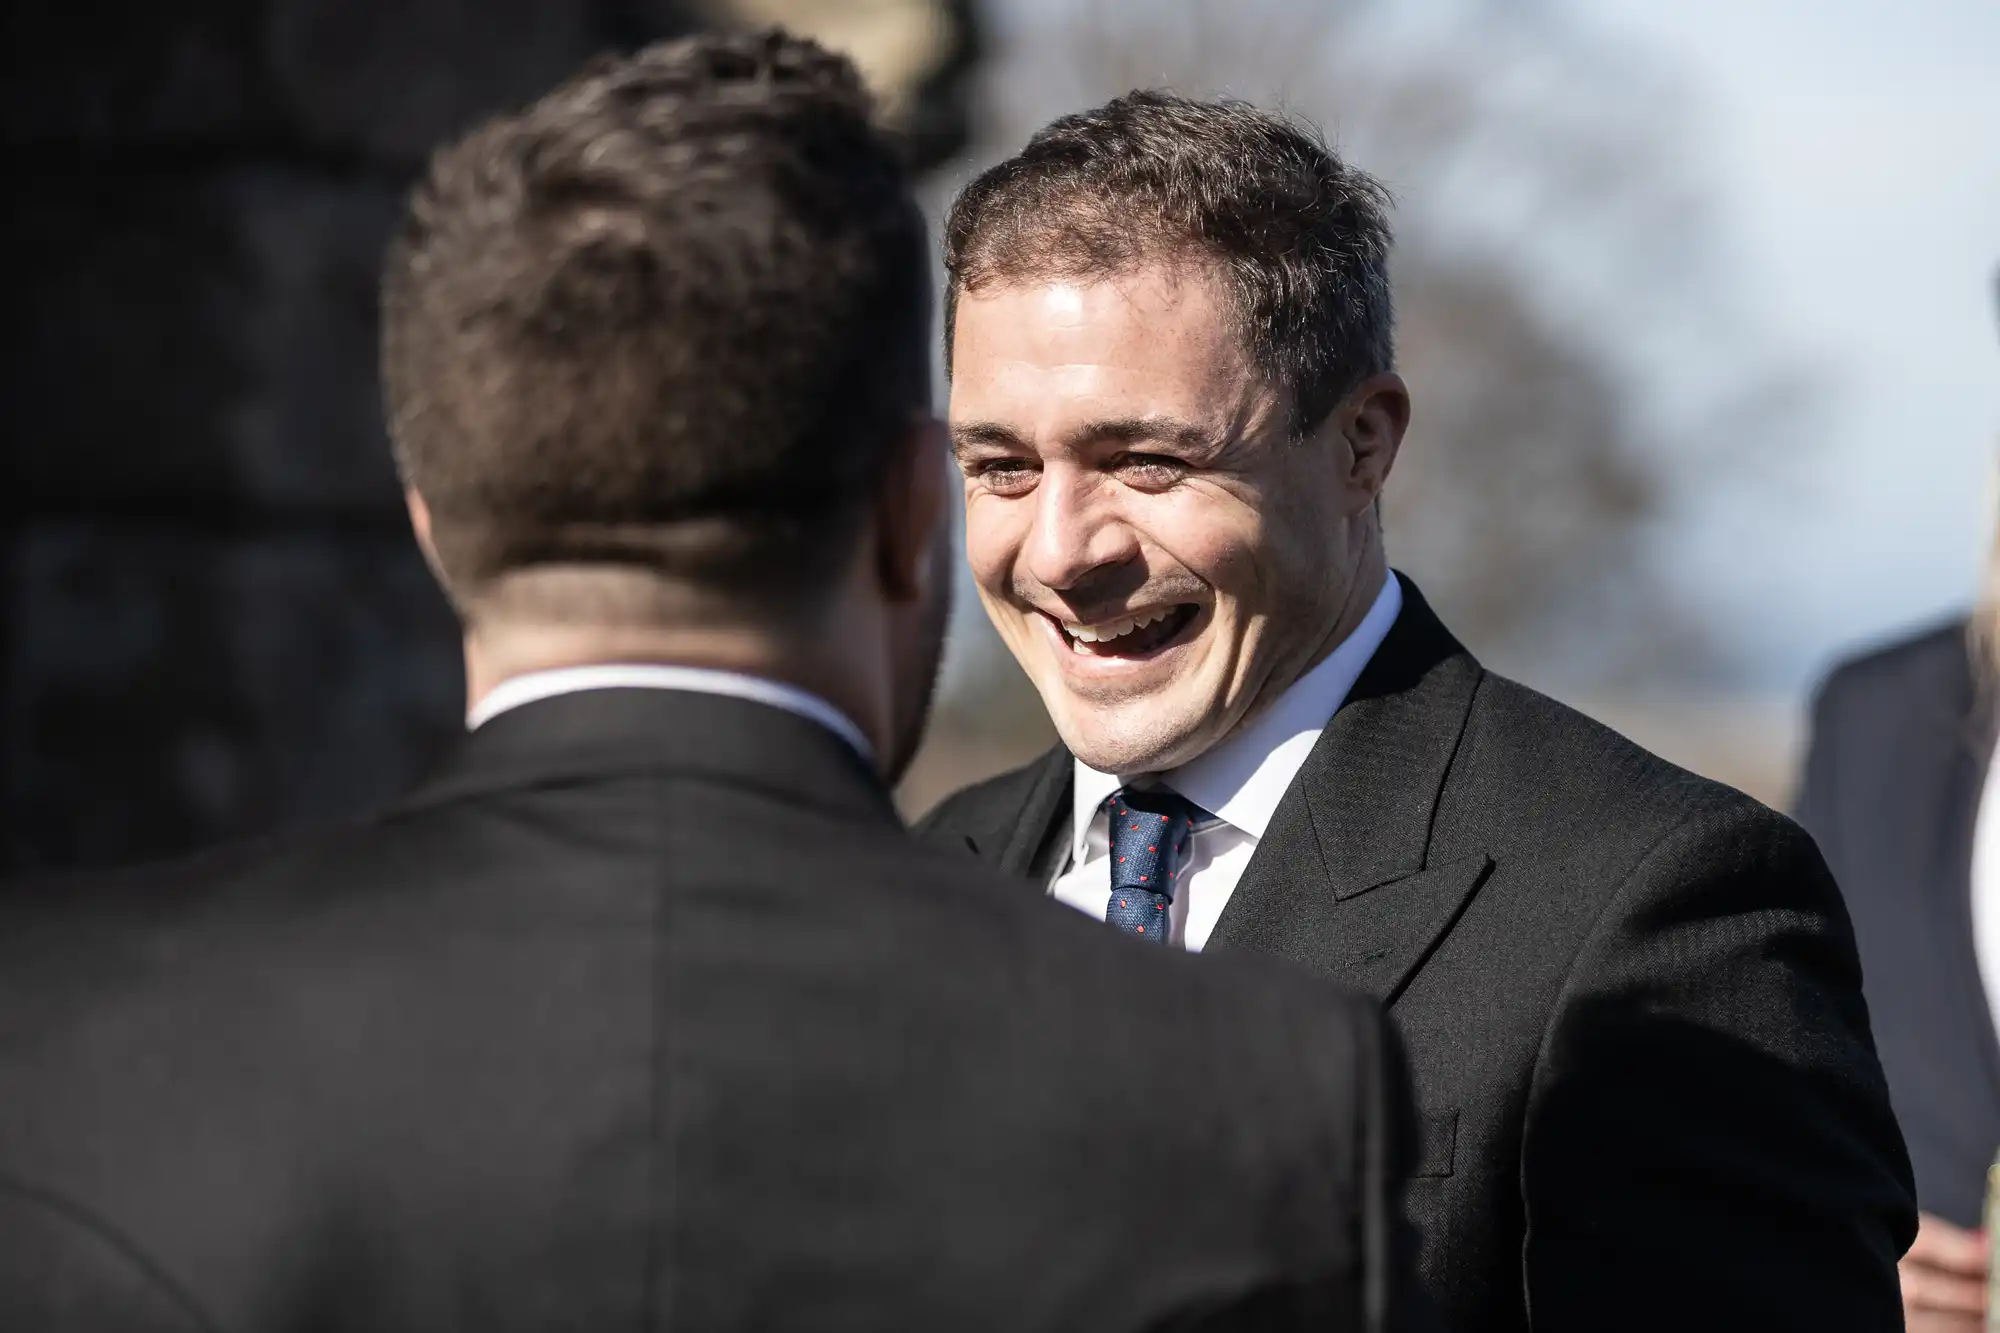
[1,1,762,875]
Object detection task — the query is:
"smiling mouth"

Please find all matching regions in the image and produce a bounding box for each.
[1046,604,1201,658]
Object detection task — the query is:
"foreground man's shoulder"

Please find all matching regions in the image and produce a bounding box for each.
[938,844,1387,1031]
[1068,932,1405,1141]
[909,745,1066,843]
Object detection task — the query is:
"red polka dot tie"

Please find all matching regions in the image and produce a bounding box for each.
[1104,786,1201,944]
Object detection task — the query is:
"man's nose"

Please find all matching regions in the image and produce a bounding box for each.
[1024,469,1140,593]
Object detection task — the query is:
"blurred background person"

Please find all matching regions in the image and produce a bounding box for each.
[1794,268,2000,1333]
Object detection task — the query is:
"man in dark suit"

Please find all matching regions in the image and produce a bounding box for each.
[0,35,1419,1332]
[1800,618,2000,1333]
[1796,276,2000,1333]
[924,90,1916,1330]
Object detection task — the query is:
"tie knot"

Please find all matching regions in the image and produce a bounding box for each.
[1106,786,1202,902]
[1114,785,1200,822]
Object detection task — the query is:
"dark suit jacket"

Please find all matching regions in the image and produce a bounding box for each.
[0,688,1418,1332]
[1797,618,2000,1227]
[919,577,1917,1332]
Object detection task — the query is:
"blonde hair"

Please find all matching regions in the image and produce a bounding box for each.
[1973,453,2000,704]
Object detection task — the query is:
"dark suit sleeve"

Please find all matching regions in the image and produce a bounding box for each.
[1521,803,1915,1331]
[0,1180,213,1332]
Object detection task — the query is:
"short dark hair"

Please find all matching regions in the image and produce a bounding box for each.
[944,90,1394,434]
[382,29,930,615]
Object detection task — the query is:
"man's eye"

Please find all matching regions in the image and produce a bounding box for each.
[971,459,1038,493]
[1115,454,1189,487]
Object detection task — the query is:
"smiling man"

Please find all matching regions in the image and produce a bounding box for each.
[919,91,1917,1330]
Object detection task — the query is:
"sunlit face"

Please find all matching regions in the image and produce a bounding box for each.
[949,264,1389,774]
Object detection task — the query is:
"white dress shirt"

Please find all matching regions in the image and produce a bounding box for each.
[1969,741,2000,1035]
[467,663,873,762]
[1049,575,1404,950]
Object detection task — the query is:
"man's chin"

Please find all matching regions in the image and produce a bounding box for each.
[1051,698,1218,776]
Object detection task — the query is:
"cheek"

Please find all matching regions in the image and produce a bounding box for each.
[1147,494,1265,603]
[1217,479,1340,614]
[1265,496,1348,603]
[960,493,1025,594]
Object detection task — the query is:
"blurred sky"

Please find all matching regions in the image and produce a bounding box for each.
[1553,0,2000,687]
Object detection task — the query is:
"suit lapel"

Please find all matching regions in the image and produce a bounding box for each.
[952,744,1072,880]
[1000,746,1073,879]
[1208,579,1491,1005]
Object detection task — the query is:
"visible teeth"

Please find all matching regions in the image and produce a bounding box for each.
[1065,607,1173,644]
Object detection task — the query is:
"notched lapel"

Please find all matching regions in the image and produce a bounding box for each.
[929,743,1071,882]
[997,746,1073,878]
[1208,578,1491,1006]
[1212,831,1493,1005]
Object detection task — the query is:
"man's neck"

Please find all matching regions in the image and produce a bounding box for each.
[463,621,889,774]
[1298,546,1390,689]
[1221,543,1390,749]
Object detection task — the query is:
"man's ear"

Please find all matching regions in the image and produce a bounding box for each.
[874,414,950,604]
[1333,372,1411,508]
[405,487,451,589]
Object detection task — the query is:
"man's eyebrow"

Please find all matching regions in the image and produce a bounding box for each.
[1068,416,1225,457]
[950,415,1229,460]
[949,421,1030,455]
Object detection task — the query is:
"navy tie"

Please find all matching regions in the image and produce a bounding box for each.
[1105,786,1201,944]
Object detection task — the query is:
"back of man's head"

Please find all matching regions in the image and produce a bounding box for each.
[381,30,932,629]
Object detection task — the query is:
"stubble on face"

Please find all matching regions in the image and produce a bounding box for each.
[949,263,1372,775]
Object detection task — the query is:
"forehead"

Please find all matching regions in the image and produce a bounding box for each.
[949,266,1266,426]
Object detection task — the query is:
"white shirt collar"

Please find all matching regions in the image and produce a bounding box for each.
[1069,573,1404,859]
[467,663,874,763]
